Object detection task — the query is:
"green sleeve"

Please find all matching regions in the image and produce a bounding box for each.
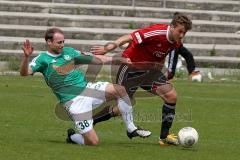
[73,50,93,65]
[29,54,44,73]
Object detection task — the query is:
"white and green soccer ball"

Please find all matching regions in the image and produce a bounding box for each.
[178,127,199,147]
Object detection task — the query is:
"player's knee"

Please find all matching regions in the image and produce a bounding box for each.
[164,90,177,103]
[156,84,177,103]
[88,137,99,146]
[90,139,99,146]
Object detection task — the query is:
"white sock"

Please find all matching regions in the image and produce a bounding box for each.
[70,134,85,145]
[118,96,137,133]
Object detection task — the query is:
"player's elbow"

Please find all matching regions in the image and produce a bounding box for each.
[20,72,28,76]
[20,72,28,77]
[20,71,30,76]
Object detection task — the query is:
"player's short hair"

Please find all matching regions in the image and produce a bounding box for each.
[170,12,192,31]
[45,27,64,42]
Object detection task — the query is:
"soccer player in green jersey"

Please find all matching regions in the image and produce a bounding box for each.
[20,27,151,146]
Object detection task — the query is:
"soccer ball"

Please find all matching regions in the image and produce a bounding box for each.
[178,127,199,147]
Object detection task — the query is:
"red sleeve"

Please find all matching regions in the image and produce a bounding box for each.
[130,25,158,46]
[130,24,168,46]
[130,29,145,45]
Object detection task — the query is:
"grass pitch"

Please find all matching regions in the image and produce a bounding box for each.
[0,75,239,160]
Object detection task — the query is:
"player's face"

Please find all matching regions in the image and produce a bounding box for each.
[170,24,187,42]
[48,32,65,54]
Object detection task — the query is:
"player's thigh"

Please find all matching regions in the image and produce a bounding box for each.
[81,82,109,100]
[104,83,128,101]
[116,64,149,98]
[141,70,175,97]
[65,95,99,133]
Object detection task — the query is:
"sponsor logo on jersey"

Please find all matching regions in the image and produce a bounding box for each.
[52,61,75,75]
[157,44,162,47]
[153,51,167,58]
[63,55,72,61]
[51,59,57,63]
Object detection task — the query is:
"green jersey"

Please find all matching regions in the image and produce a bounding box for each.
[29,47,93,103]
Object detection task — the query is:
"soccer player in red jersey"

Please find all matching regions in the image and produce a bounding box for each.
[91,12,192,146]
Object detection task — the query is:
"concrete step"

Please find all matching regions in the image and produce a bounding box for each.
[185,44,240,57]
[0,11,239,33]
[3,0,240,12]
[195,56,240,68]
[198,67,240,77]
[1,1,239,22]
[1,48,239,68]
[0,49,40,57]
[0,36,240,57]
[0,24,239,45]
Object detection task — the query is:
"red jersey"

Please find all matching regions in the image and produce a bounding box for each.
[123,24,182,65]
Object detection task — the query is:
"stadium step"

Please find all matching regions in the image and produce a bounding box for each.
[0,1,239,22]
[3,0,240,12]
[0,11,239,33]
[0,24,239,45]
[1,36,240,57]
[1,48,239,69]
[194,56,240,68]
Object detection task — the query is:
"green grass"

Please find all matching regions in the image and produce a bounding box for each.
[0,75,240,160]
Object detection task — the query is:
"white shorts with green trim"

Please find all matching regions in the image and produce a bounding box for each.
[65,81,109,134]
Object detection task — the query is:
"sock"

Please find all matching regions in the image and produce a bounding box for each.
[93,106,114,125]
[118,96,137,133]
[160,103,176,139]
[70,133,85,145]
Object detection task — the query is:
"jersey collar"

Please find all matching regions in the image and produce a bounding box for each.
[166,26,174,44]
[46,51,62,57]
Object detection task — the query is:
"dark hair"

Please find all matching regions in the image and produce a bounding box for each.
[45,27,64,42]
[170,12,192,31]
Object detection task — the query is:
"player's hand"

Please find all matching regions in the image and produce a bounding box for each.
[190,70,202,82]
[22,39,34,57]
[90,45,107,55]
[122,58,132,65]
[111,57,132,65]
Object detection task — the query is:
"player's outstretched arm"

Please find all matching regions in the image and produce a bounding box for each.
[20,39,34,76]
[91,55,132,65]
[90,34,133,55]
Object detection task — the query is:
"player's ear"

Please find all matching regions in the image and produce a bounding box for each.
[170,24,175,31]
[46,39,52,45]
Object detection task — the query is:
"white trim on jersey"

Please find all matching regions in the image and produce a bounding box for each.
[166,26,174,44]
[29,54,41,67]
[144,30,167,38]
[134,32,143,44]
[46,51,61,57]
[168,49,176,72]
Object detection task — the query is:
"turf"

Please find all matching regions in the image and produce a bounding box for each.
[0,75,239,160]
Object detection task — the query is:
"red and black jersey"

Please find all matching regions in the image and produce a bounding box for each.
[122,24,182,65]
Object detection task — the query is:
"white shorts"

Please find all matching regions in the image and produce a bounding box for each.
[64,81,109,134]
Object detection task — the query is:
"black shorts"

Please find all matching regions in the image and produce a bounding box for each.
[116,64,169,98]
